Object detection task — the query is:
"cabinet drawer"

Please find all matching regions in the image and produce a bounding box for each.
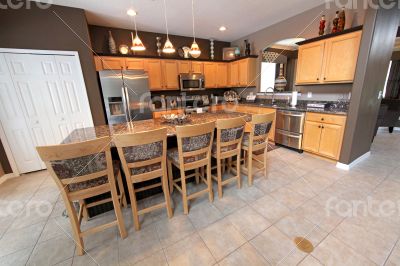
[306,112,346,126]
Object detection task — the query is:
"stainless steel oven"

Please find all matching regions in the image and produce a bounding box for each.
[179,73,205,91]
[275,110,305,151]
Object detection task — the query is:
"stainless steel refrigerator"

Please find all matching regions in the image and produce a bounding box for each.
[99,70,153,125]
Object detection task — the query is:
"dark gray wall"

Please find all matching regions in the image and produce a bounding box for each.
[0,1,105,173]
[340,5,400,164]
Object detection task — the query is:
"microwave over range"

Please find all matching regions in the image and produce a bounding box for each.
[179,73,205,91]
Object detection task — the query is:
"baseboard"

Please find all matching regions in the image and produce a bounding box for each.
[336,151,371,170]
[0,173,18,185]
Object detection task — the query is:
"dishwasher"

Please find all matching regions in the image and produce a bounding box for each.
[274,110,305,152]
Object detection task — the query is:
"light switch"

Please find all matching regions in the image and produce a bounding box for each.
[307,92,312,98]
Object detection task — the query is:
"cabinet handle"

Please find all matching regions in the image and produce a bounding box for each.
[318,125,321,128]
[322,125,324,129]
[324,77,326,80]
[321,118,324,121]
[317,78,319,81]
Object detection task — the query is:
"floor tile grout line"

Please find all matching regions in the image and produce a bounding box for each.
[383,235,400,266]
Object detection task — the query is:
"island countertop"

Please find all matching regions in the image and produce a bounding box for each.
[62,111,251,144]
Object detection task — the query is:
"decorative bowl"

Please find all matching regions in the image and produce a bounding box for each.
[161,113,190,124]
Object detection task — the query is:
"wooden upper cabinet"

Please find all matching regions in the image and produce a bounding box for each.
[322,31,362,83]
[162,60,179,89]
[237,58,257,87]
[100,56,125,70]
[125,58,145,70]
[216,63,228,87]
[94,56,103,71]
[296,30,362,85]
[296,41,325,84]
[229,61,239,87]
[145,59,163,90]
[203,62,217,88]
[191,61,204,74]
[177,61,191,74]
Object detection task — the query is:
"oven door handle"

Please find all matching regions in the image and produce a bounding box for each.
[278,112,304,117]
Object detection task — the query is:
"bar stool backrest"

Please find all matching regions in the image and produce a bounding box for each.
[175,121,215,171]
[114,128,167,182]
[248,113,274,150]
[215,116,246,157]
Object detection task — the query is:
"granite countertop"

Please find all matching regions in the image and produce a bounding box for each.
[62,111,251,144]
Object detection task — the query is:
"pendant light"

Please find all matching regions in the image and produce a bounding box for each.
[128,8,146,51]
[162,0,175,53]
[189,0,201,57]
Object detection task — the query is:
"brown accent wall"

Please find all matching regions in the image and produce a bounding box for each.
[89,25,230,60]
[0,2,106,173]
[339,5,400,164]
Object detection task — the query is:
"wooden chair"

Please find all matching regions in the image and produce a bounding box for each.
[167,121,215,214]
[114,128,173,231]
[241,113,274,186]
[211,117,246,198]
[36,137,127,256]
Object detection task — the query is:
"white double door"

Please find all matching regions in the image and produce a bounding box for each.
[0,52,93,174]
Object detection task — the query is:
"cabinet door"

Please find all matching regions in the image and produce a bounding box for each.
[191,62,203,74]
[295,41,325,84]
[229,62,239,87]
[162,60,179,89]
[322,31,362,83]
[216,63,228,87]
[318,123,344,159]
[125,58,145,70]
[302,121,322,153]
[101,57,125,70]
[238,60,248,86]
[94,56,103,71]
[203,62,217,88]
[145,60,163,90]
[178,61,191,74]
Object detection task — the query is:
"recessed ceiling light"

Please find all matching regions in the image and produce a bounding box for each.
[127,9,137,16]
[219,26,227,32]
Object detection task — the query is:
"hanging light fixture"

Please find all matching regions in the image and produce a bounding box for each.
[189,0,201,57]
[128,8,146,51]
[162,0,175,53]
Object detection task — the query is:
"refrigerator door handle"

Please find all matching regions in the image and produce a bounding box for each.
[124,86,133,122]
[121,86,129,122]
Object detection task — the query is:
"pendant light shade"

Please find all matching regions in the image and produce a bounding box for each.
[189,0,201,57]
[162,0,175,54]
[131,32,146,51]
[163,38,175,53]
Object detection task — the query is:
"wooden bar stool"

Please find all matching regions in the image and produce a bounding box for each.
[114,128,173,231]
[167,121,215,215]
[211,117,246,198]
[36,137,127,256]
[241,113,274,186]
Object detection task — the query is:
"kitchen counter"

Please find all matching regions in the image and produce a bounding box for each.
[62,111,251,144]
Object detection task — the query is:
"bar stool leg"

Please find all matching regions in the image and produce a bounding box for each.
[207,162,214,202]
[195,168,200,184]
[65,200,85,255]
[217,158,223,199]
[180,169,189,215]
[127,182,141,231]
[236,153,241,189]
[116,171,127,207]
[167,160,174,194]
[109,181,127,238]
[248,150,253,186]
[162,167,173,218]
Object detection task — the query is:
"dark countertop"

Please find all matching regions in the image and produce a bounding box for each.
[62,111,251,144]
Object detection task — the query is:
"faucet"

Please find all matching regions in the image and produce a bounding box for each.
[265,87,276,105]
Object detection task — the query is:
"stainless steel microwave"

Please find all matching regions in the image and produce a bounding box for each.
[179,73,205,91]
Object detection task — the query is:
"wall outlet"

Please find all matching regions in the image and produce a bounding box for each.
[307,92,312,98]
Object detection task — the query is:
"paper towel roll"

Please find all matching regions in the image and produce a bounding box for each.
[291,91,298,107]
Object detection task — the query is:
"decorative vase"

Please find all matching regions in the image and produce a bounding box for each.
[244,40,251,56]
[319,15,326,36]
[108,31,117,54]
[332,11,339,33]
[338,7,346,32]
[234,47,241,58]
[210,39,214,60]
[156,37,162,56]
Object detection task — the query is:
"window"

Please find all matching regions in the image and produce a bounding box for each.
[260,62,276,92]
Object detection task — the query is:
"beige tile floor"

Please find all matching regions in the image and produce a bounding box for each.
[0,128,400,265]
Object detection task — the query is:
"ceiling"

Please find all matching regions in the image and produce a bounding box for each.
[42,0,325,42]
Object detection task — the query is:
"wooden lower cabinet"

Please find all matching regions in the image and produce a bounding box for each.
[153,109,184,118]
[302,113,346,160]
